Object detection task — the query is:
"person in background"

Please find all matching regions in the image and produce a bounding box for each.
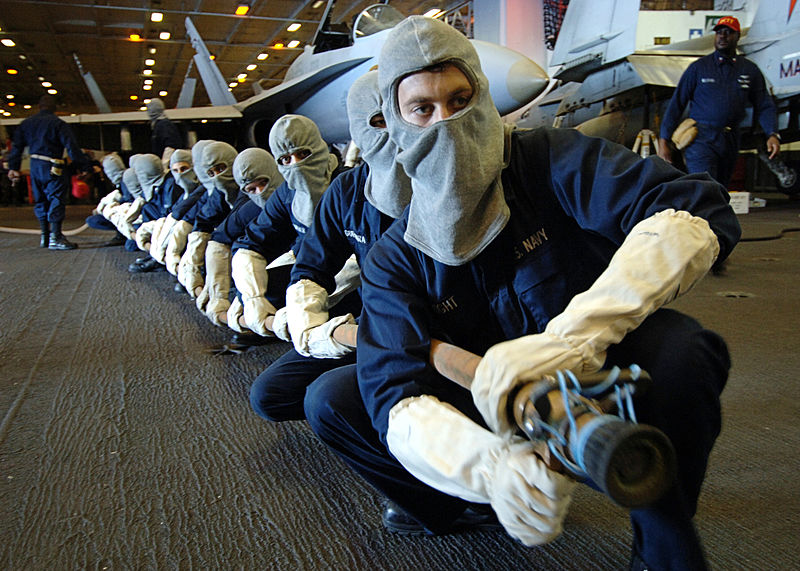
[658,15,780,188]
[6,94,89,250]
[146,98,184,167]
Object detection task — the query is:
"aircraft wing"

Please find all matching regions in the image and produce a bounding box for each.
[0,105,242,127]
[625,54,701,88]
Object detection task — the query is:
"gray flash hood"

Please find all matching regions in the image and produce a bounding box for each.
[378,16,509,266]
[232,147,284,210]
[347,70,412,219]
[269,114,338,227]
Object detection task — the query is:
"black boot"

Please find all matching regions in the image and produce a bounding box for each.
[48,221,77,250]
[101,231,127,247]
[39,220,50,248]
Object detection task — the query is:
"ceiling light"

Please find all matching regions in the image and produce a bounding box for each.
[273,42,284,49]
[237,73,247,82]
[37,75,44,80]
[235,3,250,16]
[148,46,157,54]
[129,34,141,42]
[18,54,26,60]
[159,90,167,96]
[143,69,153,75]
[6,68,18,74]
[257,52,268,60]
[201,119,208,124]
[228,82,237,88]
[143,84,152,90]
[8,101,15,106]
[41,81,51,87]
[287,40,300,48]
[144,79,153,85]
[143,98,151,103]
[2,111,10,116]
[140,106,147,111]
[150,12,163,23]
[130,95,138,100]
[159,31,170,40]
[145,58,155,66]
[423,8,446,19]
[287,23,301,32]
[1,38,15,47]
[5,94,13,99]
[312,1,324,8]
[246,64,257,71]
[47,88,57,94]
[23,104,31,109]
[209,53,216,60]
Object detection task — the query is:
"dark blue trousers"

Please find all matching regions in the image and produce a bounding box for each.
[684,128,739,188]
[85,213,117,232]
[30,159,68,224]
[304,309,729,571]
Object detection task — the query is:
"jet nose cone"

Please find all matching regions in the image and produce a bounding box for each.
[472,39,549,115]
[507,57,549,110]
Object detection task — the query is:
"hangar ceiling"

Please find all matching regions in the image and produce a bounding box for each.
[0,0,451,118]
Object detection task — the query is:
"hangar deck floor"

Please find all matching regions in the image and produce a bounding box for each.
[1,199,798,570]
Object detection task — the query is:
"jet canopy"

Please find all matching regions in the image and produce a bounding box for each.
[353,4,405,40]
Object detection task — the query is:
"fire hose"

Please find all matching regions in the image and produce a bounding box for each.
[220,312,676,508]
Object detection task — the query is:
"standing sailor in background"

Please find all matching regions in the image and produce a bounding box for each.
[7,94,89,250]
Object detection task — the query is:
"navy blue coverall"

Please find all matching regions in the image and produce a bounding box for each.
[304,128,741,570]
[660,51,778,186]
[7,109,87,224]
[249,164,392,422]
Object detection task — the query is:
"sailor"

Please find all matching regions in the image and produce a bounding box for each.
[249,70,411,422]
[194,147,283,327]
[658,15,780,187]
[7,94,89,250]
[177,141,241,296]
[129,153,182,273]
[146,97,184,166]
[161,149,205,279]
[226,114,345,336]
[86,152,129,247]
[303,17,741,571]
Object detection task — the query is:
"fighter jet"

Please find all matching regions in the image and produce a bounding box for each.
[516,0,800,193]
[1,5,548,152]
[235,4,548,145]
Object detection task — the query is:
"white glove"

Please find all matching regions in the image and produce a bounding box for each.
[328,254,361,308]
[285,279,329,354]
[387,395,575,546]
[124,196,146,224]
[165,220,192,276]
[95,190,121,215]
[101,197,124,220]
[266,250,296,269]
[303,313,356,359]
[178,231,209,296]
[151,215,178,264]
[226,297,245,332]
[472,209,720,436]
[272,307,291,342]
[196,241,232,326]
[231,248,277,336]
[135,219,161,252]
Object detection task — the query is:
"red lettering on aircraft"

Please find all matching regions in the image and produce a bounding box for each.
[791,0,797,23]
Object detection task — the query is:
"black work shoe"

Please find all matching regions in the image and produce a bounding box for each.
[173,281,186,293]
[100,234,127,247]
[48,234,77,250]
[230,331,273,346]
[39,232,49,248]
[382,501,501,536]
[128,257,164,273]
